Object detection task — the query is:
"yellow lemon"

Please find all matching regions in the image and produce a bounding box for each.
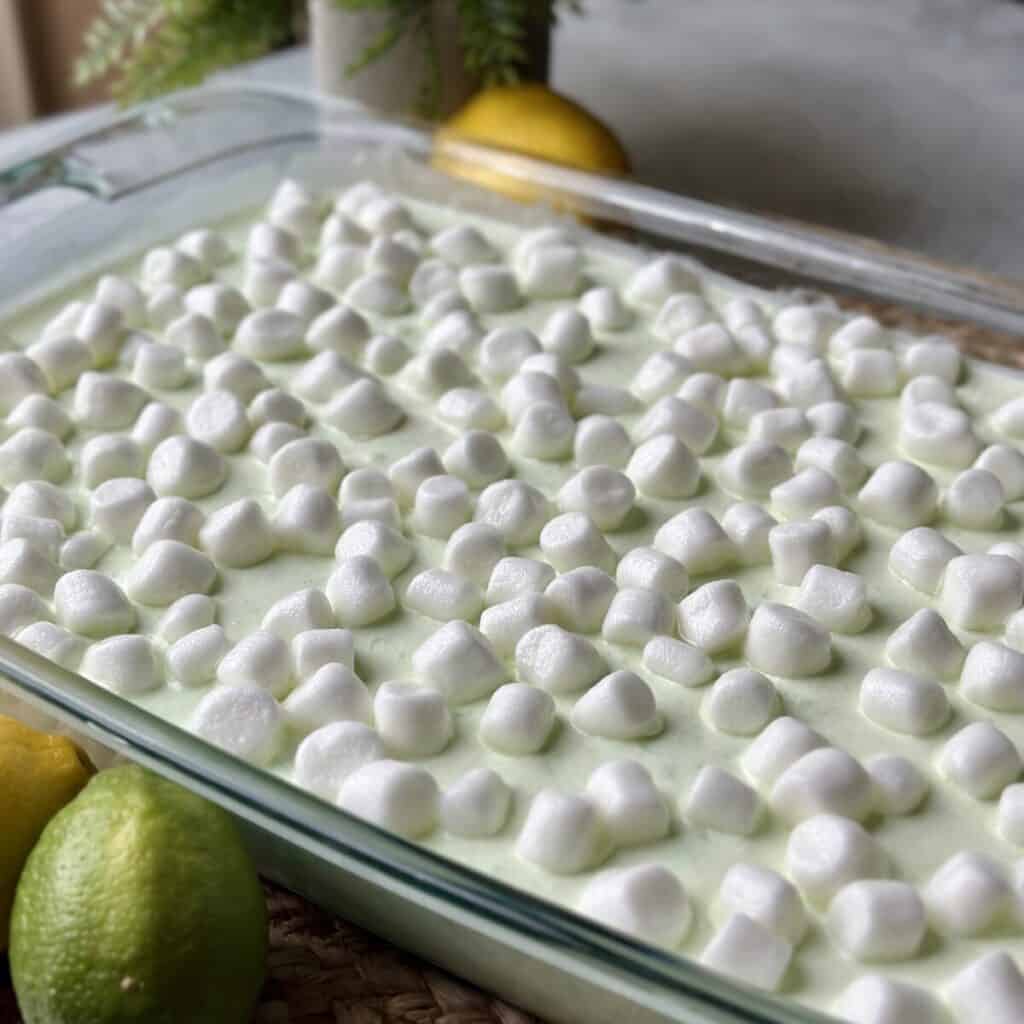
[10,763,267,1024]
[0,714,93,950]
[433,83,630,206]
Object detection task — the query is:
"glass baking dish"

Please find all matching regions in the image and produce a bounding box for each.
[1,85,1024,1024]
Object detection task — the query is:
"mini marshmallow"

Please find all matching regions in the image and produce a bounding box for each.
[515,624,605,694]
[538,309,593,365]
[485,556,555,604]
[992,396,1024,440]
[945,467,1005,529]
[961,641,1024,712]
[199,498,276,567]
[4,518,63,568]
[184,390,250,454]
[479,682,556,755]
[866,754,929,817]
[8,395,73,440]
[840,349,901,397]
[653,292,713,339]
[571,670,661,740]
[147,435,226,499]
[742,716,825,789]
[778,359,843,409]
[771,466,842,519]
[719,863,807,946]
[478,326,541,383]
[585,760,669,847]
[403,567,482,622]
[59,531,110,571]
[364,236,419,286]
[615,547,688,601]
[132,402,183,451]
[627,434,701,499]
[701,913,792,993]
[832,975,942,1024]
[479,593,555,657]
[72,372,146,430]
[939,721,1022,799]
[184,282,248,333]
[540,513,616,575]
[54,569,135,637]
[0,539,59,596]
[133,342,188,391]
[403,348,476,397]
[323,379,405,438]
[512,402,576,461]
[474,480,551,547]
[828,880,926,962]
[334,521,412,581]
[501,371,565,423]
[771,747,874,824]
[940,553,1024,630]
[442,431,510,489]
[888,527,961,595]
[191,683,283,766]
[26,336,91,394]
[516,789,608,874]
[166,624,230,687]
[339,760,440,839]
[902,400,978,469]
[216,629,293,698]
[431,224,497,266]
[573,415,634,469]
[718,441,793,499]
[292,721,383,801]
[96,274,145,328]
[704,669,779,736]
[75,302,125,365]
[408,476,472,542]
[746,601,832,676]
[947,952,1024,1024]
[0,584,52,637]
[166,312,226,360]
[326,556,396,626]
[795,565,871,633]
[520,245,584,300]
[147,286,190,331]
[123,539,216,606]
[679,374,728,413]
[245,258,297,309]
[158,593,216,644]
[884,608,964,680]
[81,635,161,695]
[722,379,778,428]
[624,256,698,308]
[557,467,634,533]
[291,352,365,404]
[975,443,1024,501]
[442,522,505,587]
[247,222,300,264]
[925,851,1011,937]
[773,305,839,351]
[90,478,155,545]
[283,664,371,734]
[248,388,306,429]
[769,519,835,585]
[271,624,345,688]
[634,396,717,454]
[749,407,813,451]
[685,765,762,835]
[998,784,1024,845]
[579,865,691,949]
[409,259,456,305]
[269,438,344,497]
[631,351,692,403]
[795,437,866,494]
[413,620,506,705]
[674,323,746,376]
[459,265,520,313]
[544,566,617,633]
[441,768,511,838]
[722,502,777,565]
[16,621,84,669]
[5,481,75,531]
[436,387,504,432]
[261,588,334,640]
[901,336,961,383]
[642,635,715,687]
[374,680,452,757]
[579,286,631,331]
[829,316,889,358]
[786,813,886,907]
[677,579,749,654]
[306,304,370,358]
[654,508,734,575]
[0,429,69,486]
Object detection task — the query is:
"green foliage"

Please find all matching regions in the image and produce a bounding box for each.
[76,0,580,109]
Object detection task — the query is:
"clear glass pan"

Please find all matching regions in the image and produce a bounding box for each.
[1,86,1022,1024]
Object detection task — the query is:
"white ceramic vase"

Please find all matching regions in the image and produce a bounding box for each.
[309,0,477,117]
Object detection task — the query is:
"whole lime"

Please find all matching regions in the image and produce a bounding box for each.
[9,763,266,1024]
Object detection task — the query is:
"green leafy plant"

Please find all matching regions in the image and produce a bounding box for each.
[76,0,579,112]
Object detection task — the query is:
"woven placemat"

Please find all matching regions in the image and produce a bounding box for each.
[0,293,1020,1024]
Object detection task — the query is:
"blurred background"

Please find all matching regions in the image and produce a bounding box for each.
[2,0,1023,275]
